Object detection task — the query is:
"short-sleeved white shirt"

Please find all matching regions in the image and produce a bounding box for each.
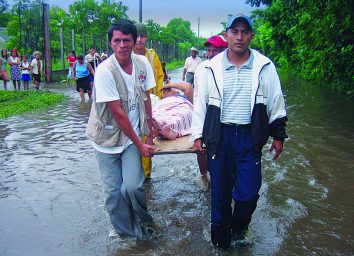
[30,58,43,75]
[21,61,30,74]
[92,54,155,154]
[184,56,202,73]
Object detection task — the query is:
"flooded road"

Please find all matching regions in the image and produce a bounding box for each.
[0,68,353,256]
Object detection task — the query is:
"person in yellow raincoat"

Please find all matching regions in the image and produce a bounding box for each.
[134,22,164,180]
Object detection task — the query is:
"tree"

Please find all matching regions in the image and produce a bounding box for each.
[0,0,12,27]
[165,18,196,44]
[145,19,162,42]
[0,0,8,13]
[6,0,42,54]
[68,0,128,53]
[247,0,353,91]
[246,0,272,7]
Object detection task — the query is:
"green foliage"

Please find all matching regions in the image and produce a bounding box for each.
[0,12,12,27]
[165,59,185,71]
[7,0,42,53]
[0,90,67,119]
[0,0,8,13]
[246,0,272,7]
[249,0,353,91]
[145,19,162,42]
[165,18,197,45]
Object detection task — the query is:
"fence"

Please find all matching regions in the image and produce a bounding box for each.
[14,4,191,79]
[50,28,190,71]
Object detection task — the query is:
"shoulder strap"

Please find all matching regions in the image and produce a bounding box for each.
[206,67,221,99]
[106,55,129,102]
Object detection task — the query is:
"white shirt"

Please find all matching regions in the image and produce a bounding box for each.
[20,61,30,74]
[30,58,43,74]
[184,56,202,73]
[92,54,155,154]
[221,50,254,124]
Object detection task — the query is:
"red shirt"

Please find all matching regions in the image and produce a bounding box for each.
[67,55,77,67]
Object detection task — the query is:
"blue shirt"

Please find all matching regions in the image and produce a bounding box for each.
[75,60,90,78]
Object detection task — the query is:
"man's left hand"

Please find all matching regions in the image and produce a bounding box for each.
[269,139,283,160]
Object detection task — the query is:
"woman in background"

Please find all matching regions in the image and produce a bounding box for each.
[8,49,21,91]
[0,50,10,90]
[72,55,95,102]
[66,50,77,87]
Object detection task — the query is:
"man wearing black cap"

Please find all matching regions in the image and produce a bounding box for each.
[191,14,288,249]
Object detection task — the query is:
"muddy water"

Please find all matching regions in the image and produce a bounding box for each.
[0,69,353,256]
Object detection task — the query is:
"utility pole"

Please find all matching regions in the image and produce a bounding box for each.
[197,17,200,50]
[18,6,21,48]
[139,0,142,22]
[71,29,75,51]
[42,2,51,82]
[58,20,64,70]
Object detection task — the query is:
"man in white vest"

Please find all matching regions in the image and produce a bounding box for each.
[86,19,157,239]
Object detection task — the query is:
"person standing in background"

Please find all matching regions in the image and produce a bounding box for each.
[30,51,44,91]
[133,22,164,180]
[0,50,10,91]
[182,47,201,85]
[133,23,164,98]
[66,50,77,87]
[72,55,95,102]
[85,46,101,88]
[8,49,21,91]
[20,55,31,91]
[161,61,170,85]
[100,50,108,61]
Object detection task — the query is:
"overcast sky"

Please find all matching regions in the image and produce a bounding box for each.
[8,0,261,37]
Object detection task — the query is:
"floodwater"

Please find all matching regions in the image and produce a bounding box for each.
[0,68,353,256]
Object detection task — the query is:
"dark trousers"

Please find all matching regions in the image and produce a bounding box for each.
[186,72,194,85]
[208,123,262,248]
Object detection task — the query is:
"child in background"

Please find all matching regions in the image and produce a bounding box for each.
[20,55,31,90]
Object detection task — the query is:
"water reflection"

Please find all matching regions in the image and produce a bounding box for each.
[0,70,353,255]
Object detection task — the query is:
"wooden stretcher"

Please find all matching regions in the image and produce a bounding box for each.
[150,135,198,155]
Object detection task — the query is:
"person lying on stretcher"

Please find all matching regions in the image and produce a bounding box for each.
[152,82,209,190]
[152,82,193,140]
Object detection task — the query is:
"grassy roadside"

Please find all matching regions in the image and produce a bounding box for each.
[165,59,185,71]
[0,90,68,119]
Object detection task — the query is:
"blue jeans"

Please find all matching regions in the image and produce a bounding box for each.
[95,144,151,239]
[208,124,262,247]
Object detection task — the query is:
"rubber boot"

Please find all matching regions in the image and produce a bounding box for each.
[211,223,231,250]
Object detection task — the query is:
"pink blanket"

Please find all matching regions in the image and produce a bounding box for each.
[152,95,194,138]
